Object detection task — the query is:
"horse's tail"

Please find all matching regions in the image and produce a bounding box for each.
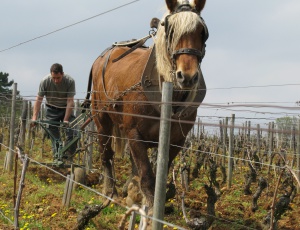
[82,50,108,112]
[81,67,93,112]
[112,125,128,157]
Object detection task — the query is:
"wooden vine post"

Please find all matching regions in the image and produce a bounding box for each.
[26,101,32,151]
[87,121,94,171]
[14,154,30,228]
[244,121,247,141]
[197,117,201,140]
[257,124,261,158]
[247,120,251,143]
[222,117,228,166]
[5,83,17,172]
[268,122,274,174]
[297,120,300,192]
[0,133,3,152]
[227,114,235,188]
[291,125,296,167]
[19,100,28,148]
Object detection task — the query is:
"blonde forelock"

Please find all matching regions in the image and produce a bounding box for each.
[155,12,201,82]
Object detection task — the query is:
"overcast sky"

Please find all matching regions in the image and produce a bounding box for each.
[1,0,300,129]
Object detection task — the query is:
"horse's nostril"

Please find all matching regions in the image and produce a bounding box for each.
[193,73,199,84]
[176,71,185,83]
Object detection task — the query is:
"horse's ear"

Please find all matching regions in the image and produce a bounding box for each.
[165,0,178,13]
[194,0,206,13]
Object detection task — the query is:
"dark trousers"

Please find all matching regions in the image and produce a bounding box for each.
[45,105,77,155]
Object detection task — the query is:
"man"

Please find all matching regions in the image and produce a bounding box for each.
[31,63,77,160]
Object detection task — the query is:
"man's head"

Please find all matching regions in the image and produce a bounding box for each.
[50,63,64,84]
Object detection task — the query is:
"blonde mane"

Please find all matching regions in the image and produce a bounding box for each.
[155,11,202,82]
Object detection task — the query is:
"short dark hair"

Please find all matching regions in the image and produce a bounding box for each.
[50,63,63,74]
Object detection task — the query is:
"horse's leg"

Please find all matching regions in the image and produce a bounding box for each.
[112,125,140,197]
[94,115,118,197]
[122,151,139,197]
[166,141,186,200]
[127,129,155,207]
[169,140,185,169]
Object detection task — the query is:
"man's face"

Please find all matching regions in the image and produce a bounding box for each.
[51,72,63,84]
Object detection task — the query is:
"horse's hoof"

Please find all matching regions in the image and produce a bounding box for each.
[126,176,143,207]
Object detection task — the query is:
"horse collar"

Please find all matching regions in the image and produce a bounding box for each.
[141,46,207,119]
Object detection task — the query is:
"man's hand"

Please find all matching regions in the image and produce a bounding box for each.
[30,120,37,128]
[63,121,69,127]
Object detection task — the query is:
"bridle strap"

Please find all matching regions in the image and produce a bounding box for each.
[163,9,208,65]
[171,48,203,60]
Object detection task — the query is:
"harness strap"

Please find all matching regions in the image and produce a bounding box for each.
[82,46,115,111]
[102,48,115,100]
[82,46,114,110]
[112,34,152,63]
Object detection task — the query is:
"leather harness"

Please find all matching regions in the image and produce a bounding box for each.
[83,3,208,119]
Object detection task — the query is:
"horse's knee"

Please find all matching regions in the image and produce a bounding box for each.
[101,147,114,161]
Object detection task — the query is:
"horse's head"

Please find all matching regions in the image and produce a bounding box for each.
[155,0,208,92]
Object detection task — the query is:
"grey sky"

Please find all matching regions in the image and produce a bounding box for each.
[1,0,300,127]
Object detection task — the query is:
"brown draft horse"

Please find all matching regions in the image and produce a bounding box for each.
[88,0,208,207]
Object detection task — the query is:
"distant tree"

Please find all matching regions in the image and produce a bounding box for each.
[275,116,295,128]
[0,72,14,94]
[0,72,23,119]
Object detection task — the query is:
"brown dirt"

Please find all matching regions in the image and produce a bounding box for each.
[0,153,300,230]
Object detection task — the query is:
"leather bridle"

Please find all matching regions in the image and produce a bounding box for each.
[163,2,209,65]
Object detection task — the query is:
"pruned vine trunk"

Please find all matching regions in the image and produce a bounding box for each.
[252,177,268,212]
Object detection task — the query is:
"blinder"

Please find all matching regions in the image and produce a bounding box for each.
[201,17,209,42]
